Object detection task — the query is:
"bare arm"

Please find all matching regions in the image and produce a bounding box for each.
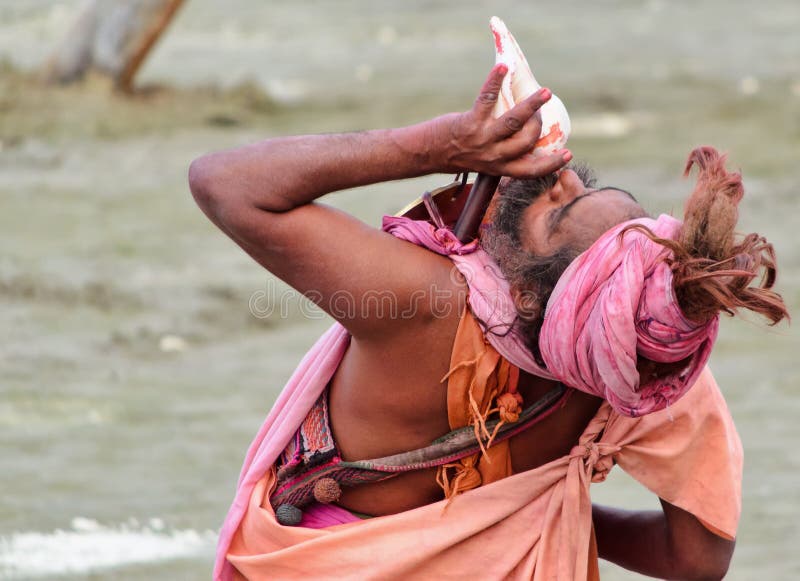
[593,500,735,580]
[188,64,570,339]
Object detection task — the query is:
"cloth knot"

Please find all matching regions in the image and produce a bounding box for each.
[437,456,483,501]
[433,226,478,255]
[569,441,619,483]
[457,462,483,490]
[497,392,523,423]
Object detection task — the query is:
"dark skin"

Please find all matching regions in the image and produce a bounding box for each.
[190,64,734,579]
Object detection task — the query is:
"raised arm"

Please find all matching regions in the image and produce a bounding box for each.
[188,64,570,340]
[593,500,735,580]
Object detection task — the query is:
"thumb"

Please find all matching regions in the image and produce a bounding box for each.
[472,64,508,120]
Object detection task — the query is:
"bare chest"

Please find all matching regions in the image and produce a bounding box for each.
[326,330,601,515]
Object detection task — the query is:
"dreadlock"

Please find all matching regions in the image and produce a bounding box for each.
[623,146,789,325]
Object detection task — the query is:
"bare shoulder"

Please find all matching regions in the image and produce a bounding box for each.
[195,188,467,340]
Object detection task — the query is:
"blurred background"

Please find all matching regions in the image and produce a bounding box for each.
[0,1,797,579]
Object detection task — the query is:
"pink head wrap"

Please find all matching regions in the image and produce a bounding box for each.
[539,214,719,417]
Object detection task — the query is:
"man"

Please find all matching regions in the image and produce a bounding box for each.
[190,65,787,580]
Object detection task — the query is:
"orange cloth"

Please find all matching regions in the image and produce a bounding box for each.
[228,304,741,580]
[439,309,598,580]
[437,308,520,497]
[228,366,740,580]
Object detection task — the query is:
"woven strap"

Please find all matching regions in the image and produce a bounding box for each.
[271,384,568,510]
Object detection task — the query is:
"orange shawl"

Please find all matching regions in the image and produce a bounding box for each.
[228,310,741,580]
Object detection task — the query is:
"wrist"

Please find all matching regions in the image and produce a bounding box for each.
[389,117,457,176]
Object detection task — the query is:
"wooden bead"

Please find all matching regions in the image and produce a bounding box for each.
[275,503,303,526]
[313,477,342,504]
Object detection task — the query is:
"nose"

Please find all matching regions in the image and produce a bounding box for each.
[549,169,584,203]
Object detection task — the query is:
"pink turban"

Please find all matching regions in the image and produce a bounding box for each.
[539,214,719,417]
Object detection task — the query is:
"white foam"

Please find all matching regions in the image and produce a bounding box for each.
[0,517,216,579]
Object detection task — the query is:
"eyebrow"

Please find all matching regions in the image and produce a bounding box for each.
[548,187,638,233]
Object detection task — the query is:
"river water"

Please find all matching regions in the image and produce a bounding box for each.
[0,1,798,579]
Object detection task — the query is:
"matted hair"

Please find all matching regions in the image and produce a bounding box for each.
[623,146,789,325]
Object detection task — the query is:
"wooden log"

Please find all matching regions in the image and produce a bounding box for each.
[43,0,185,92]
[42,0,99,85]
[116,0,185,92]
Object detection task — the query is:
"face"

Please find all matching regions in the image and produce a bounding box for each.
[483,166,647,362]
[515,169,646,256]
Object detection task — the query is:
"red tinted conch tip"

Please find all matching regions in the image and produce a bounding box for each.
[489,16,571,156]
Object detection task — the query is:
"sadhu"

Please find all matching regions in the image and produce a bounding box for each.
[189,17,788,581]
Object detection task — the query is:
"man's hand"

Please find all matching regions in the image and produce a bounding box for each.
[188,63,574,339]
[424,64,572,178]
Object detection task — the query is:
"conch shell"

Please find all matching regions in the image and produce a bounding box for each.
[490,16,571,156]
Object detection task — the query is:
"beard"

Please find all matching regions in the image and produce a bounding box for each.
[479,165,595,363]
[481,230,577,365]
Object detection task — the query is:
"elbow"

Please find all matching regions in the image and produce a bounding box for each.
[188,152,249,227]
[188,154,221,214]
[675,544,734,581]
[188,153,276,239]
[188,152,283,223]
[685,567,730,581]
[698,558,732,581]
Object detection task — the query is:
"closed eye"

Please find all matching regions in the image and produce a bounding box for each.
[547,187,638,236]
[546,206,565,232]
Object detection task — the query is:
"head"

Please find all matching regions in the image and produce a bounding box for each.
[482,149,789,364]
[482,162,647,361]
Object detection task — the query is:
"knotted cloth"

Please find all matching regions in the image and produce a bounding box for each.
[540,214,719,417]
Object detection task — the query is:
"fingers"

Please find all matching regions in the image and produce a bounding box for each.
[494,87,551,140]
[472,64,508,119]
[464,67,570,177]
[494,109,545,160]
[502,149,572,179]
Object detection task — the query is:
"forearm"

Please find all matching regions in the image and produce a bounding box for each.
[189,67,566,221]
[189,120,448,214]
[593,505,675,578]
[593,503,733,580]
[184,66,569,337]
